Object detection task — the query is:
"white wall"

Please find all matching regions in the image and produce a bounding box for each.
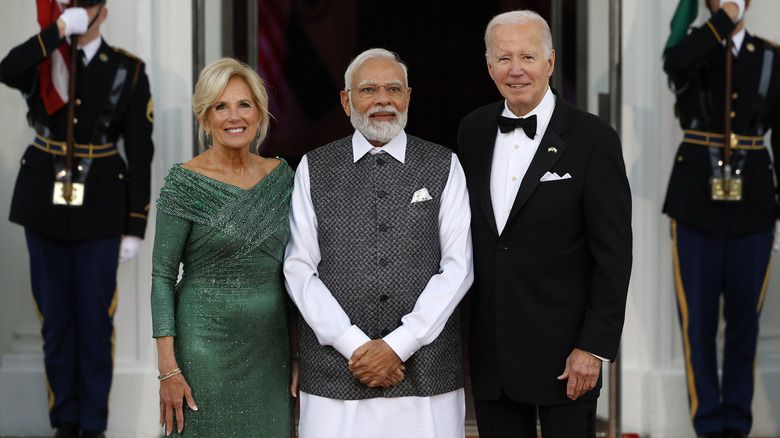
[0,1,193,436]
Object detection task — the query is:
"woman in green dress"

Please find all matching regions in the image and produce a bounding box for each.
[151,58,297,437]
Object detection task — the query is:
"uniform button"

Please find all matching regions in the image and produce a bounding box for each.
[73,117,78,124]
[377,190,387,198]
[732,92,738,100]
[380,329,391,337]
[730,111,736,118]
[379,295,389,302]
[677,156,683,162]
[514,145,519,149]
[118,173,125,180]
[511,176,517,181]
[379,224,389,232]
[75,98,82,106]
[21,158,26,165]
[379,258,388,266]
[105,121,110,127]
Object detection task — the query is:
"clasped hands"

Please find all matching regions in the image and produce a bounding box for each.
[348,339,405,388]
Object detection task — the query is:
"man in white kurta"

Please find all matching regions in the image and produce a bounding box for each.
[283,48,473,438]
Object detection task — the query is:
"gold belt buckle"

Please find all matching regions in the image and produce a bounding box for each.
[52,181,85,206]
[710,176,742,201]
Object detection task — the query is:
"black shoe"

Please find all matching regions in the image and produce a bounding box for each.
[698,433,724,438]
[54,423,79,438]
[724,428,748,438]
[80,432,106,438]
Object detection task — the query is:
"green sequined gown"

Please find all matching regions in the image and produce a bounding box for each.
[151,161,294,437]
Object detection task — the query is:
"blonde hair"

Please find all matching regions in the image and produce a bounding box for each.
[192,58,271,152]
[484,10,553,59]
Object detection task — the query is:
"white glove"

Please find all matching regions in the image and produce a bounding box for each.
[119,236,142,264]
[58,7,88,37]
[773,220,780,252]
[721,0,745,22]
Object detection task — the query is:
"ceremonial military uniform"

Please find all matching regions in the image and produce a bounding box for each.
[0,4,153,434]
[663,8,780,436]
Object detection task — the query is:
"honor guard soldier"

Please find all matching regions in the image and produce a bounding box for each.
[0,1,153,437]
[663,1,780,437]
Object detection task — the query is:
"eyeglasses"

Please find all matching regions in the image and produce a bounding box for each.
[347,83,408,98]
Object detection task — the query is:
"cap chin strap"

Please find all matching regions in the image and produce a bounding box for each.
[84,2,104,32]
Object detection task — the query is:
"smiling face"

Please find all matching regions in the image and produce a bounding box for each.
[340,57,411,147]
[202,76,261,151]
[486,21,554,117]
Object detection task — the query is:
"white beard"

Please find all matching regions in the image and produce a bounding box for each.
[350,104,408,145]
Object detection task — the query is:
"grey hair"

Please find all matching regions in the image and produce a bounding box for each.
[484,10,553,59]
[343,48,409,91]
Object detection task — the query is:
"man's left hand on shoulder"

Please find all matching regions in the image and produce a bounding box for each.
[557,348,602,400]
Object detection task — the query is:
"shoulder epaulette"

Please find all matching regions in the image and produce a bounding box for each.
[755,36,780,50]
[112,47,145,65]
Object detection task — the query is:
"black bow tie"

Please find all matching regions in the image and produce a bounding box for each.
[497,114,537,139]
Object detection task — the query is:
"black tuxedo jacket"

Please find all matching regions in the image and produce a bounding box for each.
[0,23,154,240]
[663,9,780,236]
[457,94,632,405]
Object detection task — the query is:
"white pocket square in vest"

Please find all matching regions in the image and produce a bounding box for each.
[411,188,433,203]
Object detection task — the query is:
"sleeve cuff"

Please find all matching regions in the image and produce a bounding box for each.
[332,325,371,360]
[588,351,610,362]
[125,214,148,238]
[383,326,420,362]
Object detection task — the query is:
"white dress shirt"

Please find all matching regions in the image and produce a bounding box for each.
[284,129,474,438]
[490,86,556,235]
[78,36,102,66]
[725,27,745,57]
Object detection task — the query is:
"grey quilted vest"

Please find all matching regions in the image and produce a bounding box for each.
[298,134,464,400]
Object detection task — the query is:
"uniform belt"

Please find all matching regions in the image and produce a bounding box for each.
[33,134,118,158]
[683,130,765,150]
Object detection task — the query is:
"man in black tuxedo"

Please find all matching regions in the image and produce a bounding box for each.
[457,9,632,437]
[0,1,153,437]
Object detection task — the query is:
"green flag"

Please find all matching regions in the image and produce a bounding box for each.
[663,0,699,56]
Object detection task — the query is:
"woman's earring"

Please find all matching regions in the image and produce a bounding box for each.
[206,131,212,147]
[252,125,262,150]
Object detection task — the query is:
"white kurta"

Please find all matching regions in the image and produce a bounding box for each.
[284,130,474,438]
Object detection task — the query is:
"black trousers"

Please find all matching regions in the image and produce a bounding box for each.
[474,392,597,438]
[25,229,121,432]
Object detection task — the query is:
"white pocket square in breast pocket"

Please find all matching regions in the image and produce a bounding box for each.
[411,188,433,203]
[540,171,572,182]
